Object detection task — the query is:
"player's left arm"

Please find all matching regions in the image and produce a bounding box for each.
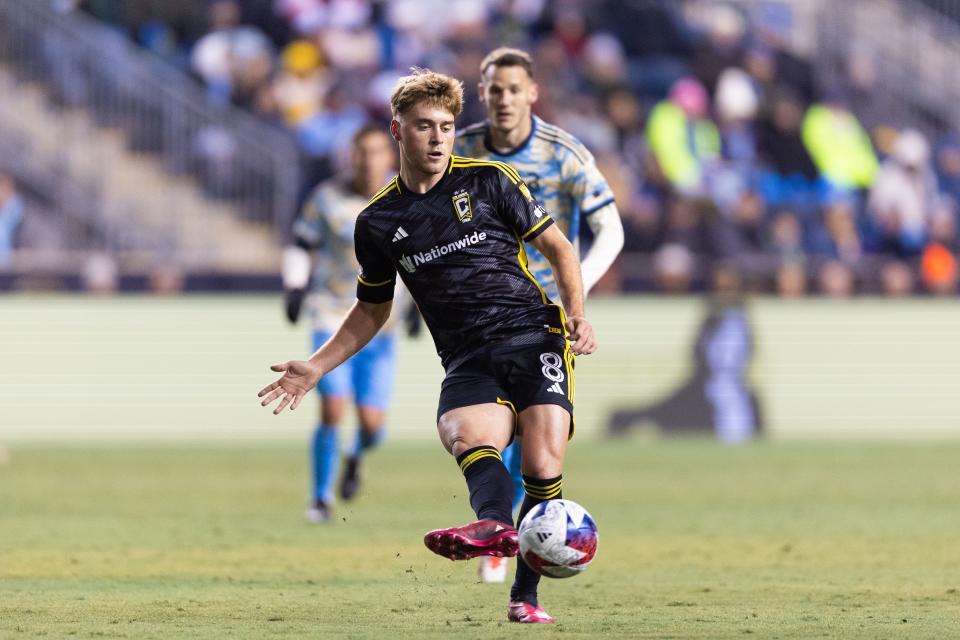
[581,203,624,293]
[564,144,624,294]
[530,225,596,356]
[493,164,596,355]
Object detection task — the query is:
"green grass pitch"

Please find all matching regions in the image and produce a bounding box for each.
[3,439,960,638]
[2,296,960,637]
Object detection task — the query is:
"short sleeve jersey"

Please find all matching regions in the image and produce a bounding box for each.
[293,180,394,333]
[454,115,616,300]
[354,156,566,370]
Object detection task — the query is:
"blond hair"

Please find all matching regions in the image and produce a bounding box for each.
[390,68,464,118]
[480,47,534,78]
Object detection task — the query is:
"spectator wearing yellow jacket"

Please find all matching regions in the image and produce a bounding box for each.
[646,77,720,194]
[801,96,878,191]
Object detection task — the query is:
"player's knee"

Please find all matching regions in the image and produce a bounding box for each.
[520,437,564,478]
[357,407,385,432]
[521,456,562,479]
[437,420,478,457]
[358,421,384,435]
[321,397,347,425]
[441,431,472,457]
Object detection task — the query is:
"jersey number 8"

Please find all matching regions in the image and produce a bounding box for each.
[540,352,565,383]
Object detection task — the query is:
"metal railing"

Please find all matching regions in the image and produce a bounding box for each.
[809,0,960,136]
[702,0,960,137]
[0,0,300,268]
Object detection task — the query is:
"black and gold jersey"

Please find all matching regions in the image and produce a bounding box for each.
[354,156,566,370]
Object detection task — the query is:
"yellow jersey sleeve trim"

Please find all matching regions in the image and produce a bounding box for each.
[492,159,523,183]
[451,157,522,184]
[364,176,399,207]
[357,276,394,287]
[521,215,553,240]
[367,180,393,204]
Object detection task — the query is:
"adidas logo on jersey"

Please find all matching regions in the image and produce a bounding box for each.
[398,231,488,274]
[547,382,563,394]
[392,226,409,242]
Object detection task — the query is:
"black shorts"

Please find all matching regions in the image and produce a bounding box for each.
[437,335,575,439]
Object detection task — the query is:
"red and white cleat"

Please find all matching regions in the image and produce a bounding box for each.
[423,519,518,561]
[507,601,555,624]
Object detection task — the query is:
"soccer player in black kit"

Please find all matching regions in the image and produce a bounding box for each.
[258,68,596,624]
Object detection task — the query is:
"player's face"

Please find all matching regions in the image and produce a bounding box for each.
[392,102,456,177]
[479,65,538,134]
[352,131,395,186]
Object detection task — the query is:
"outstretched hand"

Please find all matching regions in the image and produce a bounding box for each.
[257,360,321,415]
[565,316,596,356]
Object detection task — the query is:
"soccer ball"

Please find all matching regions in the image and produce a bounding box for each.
[517,499,598,578]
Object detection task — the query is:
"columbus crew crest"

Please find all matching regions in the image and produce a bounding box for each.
[452,189,473,222]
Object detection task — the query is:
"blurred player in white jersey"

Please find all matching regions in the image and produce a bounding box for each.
[455,47,624,581]
[283,124,399,522]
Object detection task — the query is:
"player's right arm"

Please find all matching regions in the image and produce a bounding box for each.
[259,213,398,414]
[258,300,392,414]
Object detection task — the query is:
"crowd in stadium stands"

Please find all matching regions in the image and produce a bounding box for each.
[68,0,959,296]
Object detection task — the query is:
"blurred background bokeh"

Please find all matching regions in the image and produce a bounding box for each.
[4,0,960,296]
[1,0,959,442]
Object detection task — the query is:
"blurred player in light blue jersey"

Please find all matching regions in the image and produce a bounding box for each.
[283,124,400,523]
[455,47,624,581]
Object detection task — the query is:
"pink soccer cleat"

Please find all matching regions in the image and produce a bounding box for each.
[423,519,518,561]
[507,601,555,624]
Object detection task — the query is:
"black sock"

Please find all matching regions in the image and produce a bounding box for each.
[456,446,514,525]
[511,474,563,606]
